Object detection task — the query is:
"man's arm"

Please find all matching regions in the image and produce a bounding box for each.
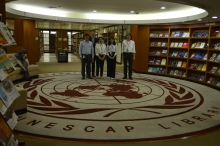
[79,41,82,60]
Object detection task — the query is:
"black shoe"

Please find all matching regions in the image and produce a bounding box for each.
[92,75,96,77]
[25,78,32,81]
[122,77,127,79]
[88,76,93,79]
[129,77,133,80]
[82,77,85,80]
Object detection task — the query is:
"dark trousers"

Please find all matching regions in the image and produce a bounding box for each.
[123,53,133,78]
[107,52,116,78]
[16,60,30,79]
[81,54,92,77]
[96,55,104,77]
[92,56,96,76]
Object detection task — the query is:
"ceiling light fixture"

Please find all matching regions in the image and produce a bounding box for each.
[197,18,202,21]
[212,16,218,19]
[92,10,97,13]
[161,6,166,9]
[130,11,135,14]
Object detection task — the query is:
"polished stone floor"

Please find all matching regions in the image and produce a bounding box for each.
[39,53,80,63]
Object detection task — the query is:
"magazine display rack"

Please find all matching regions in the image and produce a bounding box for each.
[0,22,25,146]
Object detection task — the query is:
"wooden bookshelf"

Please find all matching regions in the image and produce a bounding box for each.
[131,23,220,89]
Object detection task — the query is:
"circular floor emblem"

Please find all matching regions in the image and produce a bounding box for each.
[15,72,220,141]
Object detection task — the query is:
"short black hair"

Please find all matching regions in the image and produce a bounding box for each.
[108,37,116,45]
[98,37,103,40]
[19,49,27,54]
[84,33,90,37]
[126,33,132,39]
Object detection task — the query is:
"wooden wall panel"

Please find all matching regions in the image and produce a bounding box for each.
[0,0,6,23]
[130,25,139,71]
[14,18,24,46]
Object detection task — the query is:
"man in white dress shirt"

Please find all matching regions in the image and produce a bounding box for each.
[122,33,136,80]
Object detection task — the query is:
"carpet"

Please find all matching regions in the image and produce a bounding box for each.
[14,72,220,142]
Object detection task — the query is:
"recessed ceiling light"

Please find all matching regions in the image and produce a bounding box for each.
[161,6,166,9]
[212,16,218,19]
[130,11,135,14]
[92,10,97,13]
[197,18,202,21]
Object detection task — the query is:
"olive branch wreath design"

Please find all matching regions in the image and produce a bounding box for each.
[21,77,196,118]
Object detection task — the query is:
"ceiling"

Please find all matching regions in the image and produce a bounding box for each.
[5,0,220,30]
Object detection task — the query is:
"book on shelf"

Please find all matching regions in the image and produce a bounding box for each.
[199,75,205,81]
[3,108,18,130]
[191,43,197,48]
[192,32,200,37]
[201,32,209,37]
[174,42,179,47]
[194,74,201,80]
[183,42,188,48]
[214,44,220,50]
[189,73,195,78]
[182,72,187,77]
[181,62,187,68]
[152,67,157,73]
[212,31,219,37]
[195,42,202,48]
[173,61,178,67]
[162,50,167,56]
[161,42,166,47]
[155,60,161,65]
[0,48,16,81]
[215,54,220,62]
[150,50,156,55]
[216,81,220,86]
[177,61,183,67]
[173,70,179,75]
[184,52,188,58]
[159,33,163,37]
[172,51,179,57]
[169,70,174,75]
[171,32,176,37]
[177,71,183,76]
[148,67,153,72]
[193,64,199,70]
[210,67,218,73]
[194,52,202,59]
[197,64,204,70]
[201,64,207,71]
[0,78,20,107]
[165,33,169,37]
[170,42,175,47]
[207,77,214,83]
[0,116,12,146]
[199,42,206,48]
[151,42,155,46]
[0,22,16,46]
[216,68,220,75]
[190,64,195,69]
[178,51,186,57]
[209,53,217,61]
[149,57,155,64]
[157,42,161,46]
[161,59,166,65]
[156,51,161,55]
[211,78,219,85]
[178,42,183,47]
[190,53,196,58]
[161,68,166,74]
[202,53,207,60]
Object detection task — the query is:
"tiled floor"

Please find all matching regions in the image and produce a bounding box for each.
[39,53,80,63]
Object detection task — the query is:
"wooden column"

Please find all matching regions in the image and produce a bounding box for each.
[0,0,6,23]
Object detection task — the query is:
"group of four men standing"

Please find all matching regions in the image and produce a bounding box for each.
[78,31,136,80]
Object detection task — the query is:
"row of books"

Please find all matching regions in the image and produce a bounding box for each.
[150,33,169,37]
[190,52,207,60]
[170,42,188,48]
[212,31,220,37]
[190,63,207,71]
[209,53,220,62]
[170,51,188,58]
[191,42,208,49]
[150,50,167,56]
[192,32,209,38]
[169,70,186,77]
[149,58,166,65]
[211,43,220,50]
[151,42,167,47]
[207,77,220,86]
[169,61,187,68]
[148,67,166,74]
[210,67,220,74]
[189,73,205,81]
[0,22,16,46]
[170,31,189,37]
